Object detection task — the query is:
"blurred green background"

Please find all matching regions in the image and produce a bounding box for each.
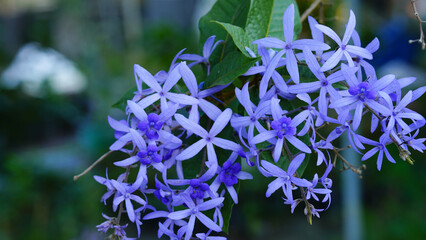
[0,0,425,239]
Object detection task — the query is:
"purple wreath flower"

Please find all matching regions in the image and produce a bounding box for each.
[175,109,240,168]
[231,82,271,140]
[179,35,223,75]
[111,176,147,223]
[134,63,199,110]
[261,153,311,197]
[243,46,288,98]
[252,98,311,162]
[316,10,373,71]
[168,194,224,240]
[253,4,330,84]
[210,153,253,204]
[329,64,394,130]
[359,135,395,171]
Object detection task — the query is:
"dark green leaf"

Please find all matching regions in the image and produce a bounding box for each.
[214,21,252,57]
[205,51,259,88]
[199,0,250,64]
[111,86,137,111]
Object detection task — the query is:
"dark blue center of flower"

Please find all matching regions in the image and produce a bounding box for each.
[189,179,209,199]
[321,79,329,86]
[270,117,296,139]
[250,116,256,122]
[154,182,172,204]
[285,43,292,50]
[137,145,161,165]
[138,113,164,140]
[348,82,376,102]
[206,136,212,142]
[219,160,241,187]
[341,44,346,50]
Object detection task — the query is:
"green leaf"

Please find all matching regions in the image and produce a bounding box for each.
[205,51,259,88]
[245,0,274,41]
[214,21,252,57]
[111,86,137,111]
[212,0,301,58]
[199,0,250,63]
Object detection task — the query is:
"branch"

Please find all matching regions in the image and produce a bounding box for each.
[73,150,114,181]
[409,0,426,50]
[301,0,323,23]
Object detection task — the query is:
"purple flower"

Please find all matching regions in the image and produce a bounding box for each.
[289,47,348,117]
[306,174,332,202]
[134,63,199,110]
[175,109,240,167]
[252,98,311,162]
[179,62,228,123]
[329,64,394,130]
[351,30,379,81]
[210,153,253,204]
[253,4,330,84]
[168,194,224,240]
[261,153,311,197]
[379,91,424,132]
[243,46,288,98]
[359,135,395,171]
[316,10,373,71]
[179,35,223,75]
[111,177,147,223]
[231,82,270,140]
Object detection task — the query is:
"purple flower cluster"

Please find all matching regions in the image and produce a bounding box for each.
[93,4,425,239]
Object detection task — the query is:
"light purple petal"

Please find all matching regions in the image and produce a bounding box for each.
[273,138,284,163]
[329,96,357,108]
[198,197,225,211]
[342,10,356,44]
[114,155,140,167]
[166,92,199,105]
[320,48,343,72]
[283,4,295,42]
[134,64,162,92]
[196,213,222,232]
[179,62,199,96]
[395,91,413,113]
[175,113,208,138]
[199,99,222,120]
[129,129,146,150]
[346,45,373,59]
[252,131,276,144]
[352,102,364,131]
[261,160,286,177]
[125,198,136,222]
[366,100,392,116]
[209,108,232,136]
[253,37,286,48]
[185,215,196,240]
[168,209,192,220]
[108,116,129,132]
[212,137,240,151]
[226,186,239,204]
[292,39,330,51]
[127,100,147,121]
[316,24,342,45]
[286,135,312,153]
[240,83,253,114]
[287,153,305,175]
[266,178,285,197]
[175,139,207,161]
[286,50,299,83]
[138,93,161,109]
